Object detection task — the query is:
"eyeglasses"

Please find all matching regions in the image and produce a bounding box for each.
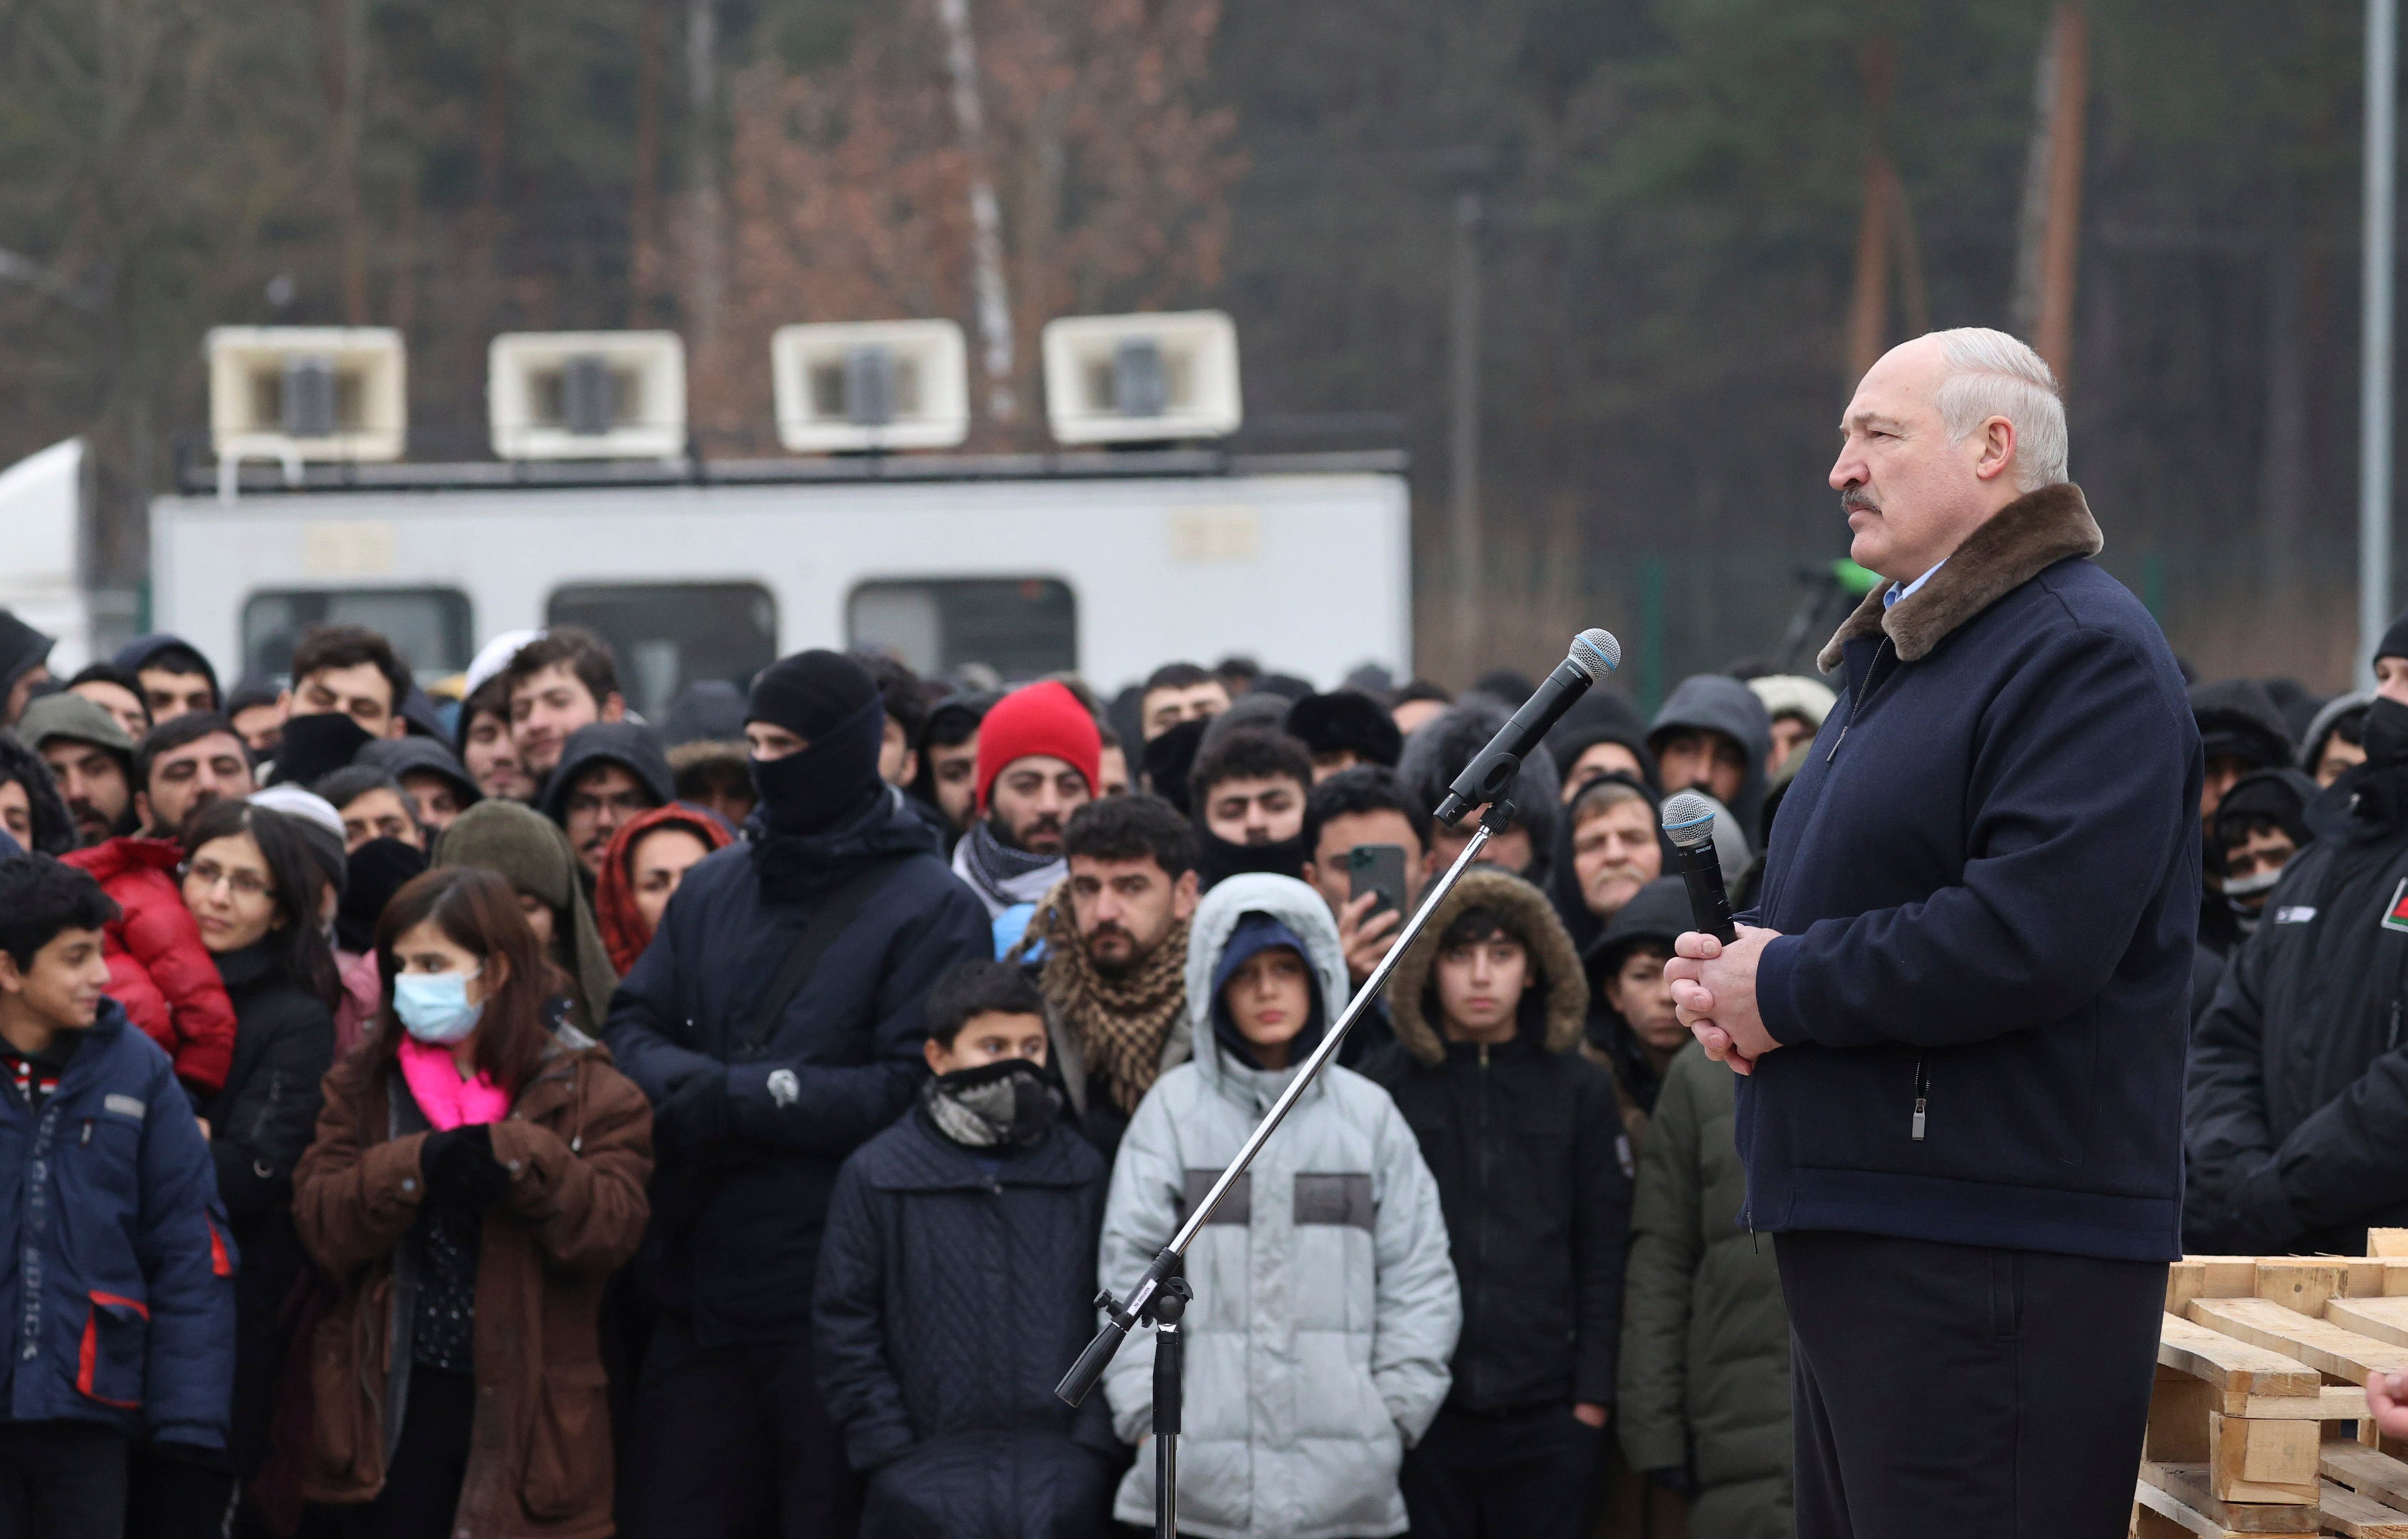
[182,861,275,901]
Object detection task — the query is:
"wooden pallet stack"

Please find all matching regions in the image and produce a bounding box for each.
[2135,1238,2408,1538]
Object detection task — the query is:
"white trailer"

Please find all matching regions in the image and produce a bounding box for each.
[147,450,1410,714]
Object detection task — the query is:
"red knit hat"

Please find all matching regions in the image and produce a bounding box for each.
[976,681,1102,811]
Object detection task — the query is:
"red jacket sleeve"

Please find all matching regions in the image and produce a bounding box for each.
[113,869,237,1096]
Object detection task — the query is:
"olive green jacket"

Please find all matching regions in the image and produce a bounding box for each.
[1616,1042,1793,1538]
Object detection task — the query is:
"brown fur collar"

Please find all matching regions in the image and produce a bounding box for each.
[1816,482,2103,674]
[1382,868,1589,1067]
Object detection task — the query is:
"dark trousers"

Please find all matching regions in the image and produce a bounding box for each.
[621,1315,860,1539]
[342,1366,473,1539]
[0,1420,128,1539]
[1399,1402,1606,1539]
[124,1444,234,1539]
[1775,1230,2165,1539]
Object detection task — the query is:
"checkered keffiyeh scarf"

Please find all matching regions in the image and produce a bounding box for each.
[1011,880,1189,1114]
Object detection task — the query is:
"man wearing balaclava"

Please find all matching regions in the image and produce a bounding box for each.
[607,650,992,1539]
[2188,614,2408,1257]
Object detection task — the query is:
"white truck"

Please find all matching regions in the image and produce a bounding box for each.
[140,449,1412,713]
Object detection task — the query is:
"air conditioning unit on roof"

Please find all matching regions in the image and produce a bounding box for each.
[1041,310,1242,445]
[207,327,407,462]
[488,331,687,460]
[771,320,970,452]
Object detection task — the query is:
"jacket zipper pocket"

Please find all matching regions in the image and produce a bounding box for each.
[1911,1056,1928,1142]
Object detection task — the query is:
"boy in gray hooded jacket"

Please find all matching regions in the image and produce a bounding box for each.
[1098,872,1460,1539]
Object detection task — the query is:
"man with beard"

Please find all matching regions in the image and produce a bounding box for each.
[608,650,991,1539]
[1189,727,1315,889]
[1007,793,1198,1157]
[18,694,137,847]
[133,713,256,839]
[950,681,1099,940]
[2188,617,2408,1255]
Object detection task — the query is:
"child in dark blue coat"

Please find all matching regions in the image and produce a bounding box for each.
[0,854,234,1538]
[813,959,1117,1539]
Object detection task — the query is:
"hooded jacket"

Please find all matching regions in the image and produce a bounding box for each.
[2186,754,2408,1253]
[812,1104,1116,1538]
[1359,869,1628,1416]
[2303,692,2372,779]
[357,736,483,815]
[433,801,621,1034]
[536,721,674,826]
[1740,484,2199,1263]
[0,734,75,853]
[114,633,222,707]
[0,999,234,1448]
[292,1026,653,1538]
[1582,874,1694,1151]
[1546,691,1660,794]
[1099,874,1460,1539]
[1617,1043,1792,1535]
[1648,676,1773,841]
[2191,678,2296,773]
[604,785,991,1342]
[61,836,239,1095]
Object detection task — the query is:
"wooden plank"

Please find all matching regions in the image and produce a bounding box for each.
[2239,1386,2379,1420]
[2208,1410,2322,1504]
[2189,1298,2408,1386]
[2258,1261,2350,1318]
[2334,1297,2408,1350]
[2324,1479,2408,1538]
[2324,1441,2408,1510]
[2368,1230,2408,1259]
[2139,1463,2331,1530]
[2161,1310,2325,1408]
[2133,1478,2318,1538]
[2341,1260,2408,1299]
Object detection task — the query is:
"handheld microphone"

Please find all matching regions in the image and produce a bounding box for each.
[1432,629,1622,827]
[1661,791,1738,945]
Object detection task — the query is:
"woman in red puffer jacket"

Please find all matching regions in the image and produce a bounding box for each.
[61,835,237,1096]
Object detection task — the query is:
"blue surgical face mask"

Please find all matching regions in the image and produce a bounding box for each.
[395,970,484,1045]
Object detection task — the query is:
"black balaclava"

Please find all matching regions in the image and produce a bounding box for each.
[1141,718,1209,814]
[339,837,430,954]
[1195,822,1311,891]
[272,711,375,788]
[745,651,887,836]
[919,1058,1061,1150]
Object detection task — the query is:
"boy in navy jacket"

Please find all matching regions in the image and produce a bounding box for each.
[0,854,233,1538]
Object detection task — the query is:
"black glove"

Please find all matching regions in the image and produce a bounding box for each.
[655,1067,739,1162]
[422,1124,512,1208]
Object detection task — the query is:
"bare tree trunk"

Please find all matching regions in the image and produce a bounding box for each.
[323,0,370,322]
[2261,184,2309,588]
[2011,1,2089,382]
[936,0,1017,423]
[631,0,664,320]
[1845,38,1896,380]
[685,0,724,365]
[1450,188,1482,682]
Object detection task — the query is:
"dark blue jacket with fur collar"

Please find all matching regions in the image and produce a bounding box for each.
[1737,483,2200,1262]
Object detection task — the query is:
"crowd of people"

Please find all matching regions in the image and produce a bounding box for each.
[0,580,2394,1539]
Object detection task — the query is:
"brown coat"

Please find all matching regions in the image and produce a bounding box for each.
[292,1031,653,1539]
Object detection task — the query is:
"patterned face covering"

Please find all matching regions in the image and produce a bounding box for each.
[920,1058,1061,1150]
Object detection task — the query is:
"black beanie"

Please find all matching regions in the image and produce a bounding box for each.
[2380,612,2408,668]
[748,650,879,741]
[339,837,430,954]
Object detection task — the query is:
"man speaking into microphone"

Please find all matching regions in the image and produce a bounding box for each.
[1666,328,2198,1538]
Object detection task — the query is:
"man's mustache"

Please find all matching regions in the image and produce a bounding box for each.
[1842,488,1881,515]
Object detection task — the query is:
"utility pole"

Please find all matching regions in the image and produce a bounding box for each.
[2366,0,2398,688]
[1450,187,1482,681]
[2011,3,2090,381]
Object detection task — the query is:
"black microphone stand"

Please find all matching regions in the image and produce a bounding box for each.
[1056,793,1522,1539]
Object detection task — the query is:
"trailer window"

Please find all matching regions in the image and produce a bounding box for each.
[546,583,779,721]
[242,588,472,684]
[846,578,1076,681]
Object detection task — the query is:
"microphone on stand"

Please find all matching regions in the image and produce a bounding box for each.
[1432,629,1622,828]
[1660,791,1738,944]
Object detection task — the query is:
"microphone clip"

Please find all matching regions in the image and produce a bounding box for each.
[1434,752,1522,830]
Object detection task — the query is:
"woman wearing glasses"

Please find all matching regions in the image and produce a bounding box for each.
[131,801,341,1535]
